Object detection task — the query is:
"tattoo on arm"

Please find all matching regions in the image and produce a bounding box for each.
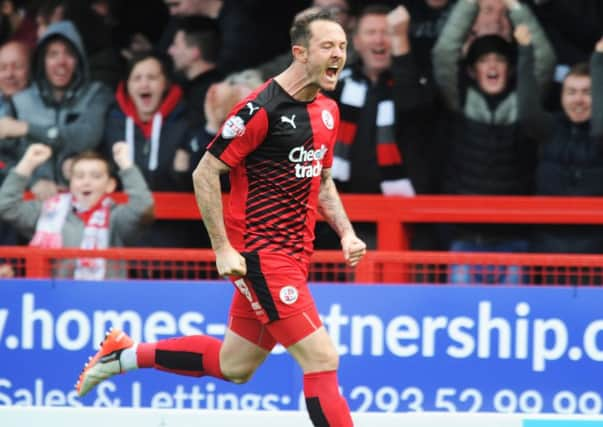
[318,168,354,238]
[192,152,231,251]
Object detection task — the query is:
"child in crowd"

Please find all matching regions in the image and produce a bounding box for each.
[0,142,154,279]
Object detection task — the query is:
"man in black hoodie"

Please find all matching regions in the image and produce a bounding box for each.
[518,27,603,260]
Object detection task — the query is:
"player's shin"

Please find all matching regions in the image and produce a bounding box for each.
[138,335,225,379]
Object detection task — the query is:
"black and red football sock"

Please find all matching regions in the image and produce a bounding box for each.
[137,335,225,379]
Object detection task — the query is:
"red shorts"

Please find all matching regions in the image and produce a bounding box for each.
[228,251,322,349]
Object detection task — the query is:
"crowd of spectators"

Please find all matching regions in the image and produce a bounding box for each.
[0,0,602,279]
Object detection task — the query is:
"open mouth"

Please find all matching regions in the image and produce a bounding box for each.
[52,73,69,83]
[571,106,588,115]
[326,66,339,79]
[371,47,388,59]
[486,70,500,82]
[138,92,153,105]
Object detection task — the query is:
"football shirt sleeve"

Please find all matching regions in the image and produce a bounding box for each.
[207,100,269,168]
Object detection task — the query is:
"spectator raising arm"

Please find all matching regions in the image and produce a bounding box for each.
[516,24,553,142]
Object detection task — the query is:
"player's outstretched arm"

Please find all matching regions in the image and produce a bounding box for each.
[193,152,246,277]
[318,168,366,267]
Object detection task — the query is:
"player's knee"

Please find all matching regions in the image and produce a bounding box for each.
[225,372,253,384]
[308,346,340,371]
[321,348,340,371]
[221,362,258,384]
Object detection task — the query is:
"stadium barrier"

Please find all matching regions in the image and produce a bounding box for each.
[139,192,603,250]
[21,192,603,251]
[2,246,603,285]
[3,406,603,427]
[9,192,603,283]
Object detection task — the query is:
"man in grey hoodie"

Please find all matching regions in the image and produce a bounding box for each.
[0,20,113,200]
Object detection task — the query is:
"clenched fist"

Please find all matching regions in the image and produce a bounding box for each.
[112,141,133,170]
[15,143,52,177]
[341,233,367,268]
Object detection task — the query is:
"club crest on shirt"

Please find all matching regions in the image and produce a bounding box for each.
[279,286,299,305]
[321,110,334,130]
[222,115,246,139]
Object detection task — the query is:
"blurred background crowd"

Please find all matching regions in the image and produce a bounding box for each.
[0,0,601,274]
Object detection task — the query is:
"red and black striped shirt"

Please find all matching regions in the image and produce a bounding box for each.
[208,79,339,262]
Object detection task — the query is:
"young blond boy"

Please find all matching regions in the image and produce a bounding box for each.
[0,142,154,279]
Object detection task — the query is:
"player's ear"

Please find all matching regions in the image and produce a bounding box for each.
[292,44,308,63]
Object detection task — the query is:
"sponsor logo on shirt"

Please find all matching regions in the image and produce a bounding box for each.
[288,144,327,178]
[280,114,296,129]
[246,102,260,116]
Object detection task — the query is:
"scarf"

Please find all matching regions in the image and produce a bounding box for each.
[332,71,414,196]
[115,83,183,171]
[30,193,112,280]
